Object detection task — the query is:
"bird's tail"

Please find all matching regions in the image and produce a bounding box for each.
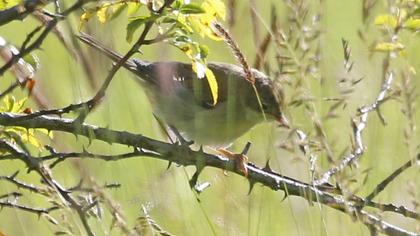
[77,33,145,76]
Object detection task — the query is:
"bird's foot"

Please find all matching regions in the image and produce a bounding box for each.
[217,142,251,177]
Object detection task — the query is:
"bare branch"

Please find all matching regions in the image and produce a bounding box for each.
[315,72,395,186]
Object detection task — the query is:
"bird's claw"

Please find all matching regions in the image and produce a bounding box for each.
[217,148,249,177]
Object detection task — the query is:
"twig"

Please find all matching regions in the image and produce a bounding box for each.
[364,155,419,203]
[0,0,51,26]
[0,0,93,77]
[315,72,395,186]
[0,140,95,236]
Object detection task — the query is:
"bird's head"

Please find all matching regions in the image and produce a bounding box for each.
[248,70,289,128]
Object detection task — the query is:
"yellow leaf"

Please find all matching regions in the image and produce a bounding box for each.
[24,132,42,148]
[97,3,111,23]
[374,14,398,28]
[202,0,226,20]
[12,97,27,113]
[409,66,416,75]
[112,2,125,13]
[205,67,218,105]
[188,16,222,40]
[374,42,405,51]
[127,2,141,16]
[0,0,20,10]
[79,10,94,30]
[404,18,420,30]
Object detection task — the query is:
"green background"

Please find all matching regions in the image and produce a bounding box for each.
[0,0,419,235]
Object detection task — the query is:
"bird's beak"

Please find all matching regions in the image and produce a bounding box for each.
[276,114,290,129]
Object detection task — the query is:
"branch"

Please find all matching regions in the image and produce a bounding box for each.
[0,0,93,77]
[0,112,417,235]
[0,0,51,26]
[0,139,94,236]
[364,156,420,203]
[315,71,395,185]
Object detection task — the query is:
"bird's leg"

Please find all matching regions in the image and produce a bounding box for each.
[217,142,251,177]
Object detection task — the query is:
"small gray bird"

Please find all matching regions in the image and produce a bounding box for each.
[78,34,288,147]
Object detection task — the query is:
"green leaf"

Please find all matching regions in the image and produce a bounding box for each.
[199,45,209,59]
[6,95,15,112]
[126,16,155,42]
[180,3,206,14]
[411,8,420,17]
[22,53,40,72]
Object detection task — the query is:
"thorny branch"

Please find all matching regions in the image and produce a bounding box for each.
[0,1,418,235]
[0,112,417,235]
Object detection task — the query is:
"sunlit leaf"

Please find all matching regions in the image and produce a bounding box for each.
[188,16,222,40]
[79,10,95,30]
[205,68,218,105]
[127,2,142,16]
[0,0,20,10]
[110,2,126,20]
[374,42,405,51]
[12,97,27,113]
[199,45,209,59]
[5,95,15,112]
[374,14,398,28]
[202,0,226,20]
[97,3,111,23]
[404,18,420,30]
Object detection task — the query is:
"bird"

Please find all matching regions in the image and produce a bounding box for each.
[77,33,289,148]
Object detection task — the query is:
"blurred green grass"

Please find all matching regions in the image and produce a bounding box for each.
[0,0,419,235]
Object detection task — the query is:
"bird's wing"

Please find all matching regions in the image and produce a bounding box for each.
[147,61,243,109]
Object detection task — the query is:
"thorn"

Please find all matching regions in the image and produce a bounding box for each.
[241,142,252,155]
[280,192,288,202]
[10,171,19,179]
[44,145,56,154]
[189,170,201,189]
[247,180,256,195]
[166,161,172,170]
[263,160,272,172]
